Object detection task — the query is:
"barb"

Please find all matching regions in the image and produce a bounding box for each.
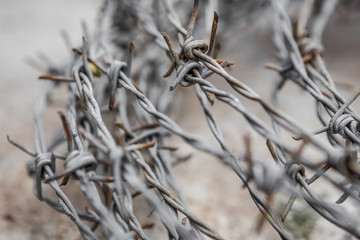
[11,0,360,239]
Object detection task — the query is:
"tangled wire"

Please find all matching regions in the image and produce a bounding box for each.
[8,0,360,239]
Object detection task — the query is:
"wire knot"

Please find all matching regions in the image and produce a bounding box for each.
[107,60,127,109]
[170,60,203,90]
[252,162,284,194]
[183,38,208,61]
[35,152,55,200]
[107,60,127,85]
[300,38,324,55]
[35,152,55,177]
[65,150,97,175]
[285,162,305,181]
[329,113,360,137]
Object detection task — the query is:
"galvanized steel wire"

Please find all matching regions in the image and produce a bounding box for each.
[8,0,360,239]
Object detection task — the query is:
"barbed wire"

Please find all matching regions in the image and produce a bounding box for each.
[7,0,360,239]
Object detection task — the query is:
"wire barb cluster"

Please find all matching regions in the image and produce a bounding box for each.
[8,0,360,239]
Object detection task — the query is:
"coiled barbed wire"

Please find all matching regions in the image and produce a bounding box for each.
[7,0,360,239]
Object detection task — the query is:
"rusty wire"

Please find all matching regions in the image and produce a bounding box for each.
[7,0,360,239]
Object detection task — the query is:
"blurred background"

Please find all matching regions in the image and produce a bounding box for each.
[1,0,359,239]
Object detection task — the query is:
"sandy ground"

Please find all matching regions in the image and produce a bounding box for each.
[1,1,360,239]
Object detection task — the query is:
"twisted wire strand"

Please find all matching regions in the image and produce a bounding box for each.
[8,0,360,239]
